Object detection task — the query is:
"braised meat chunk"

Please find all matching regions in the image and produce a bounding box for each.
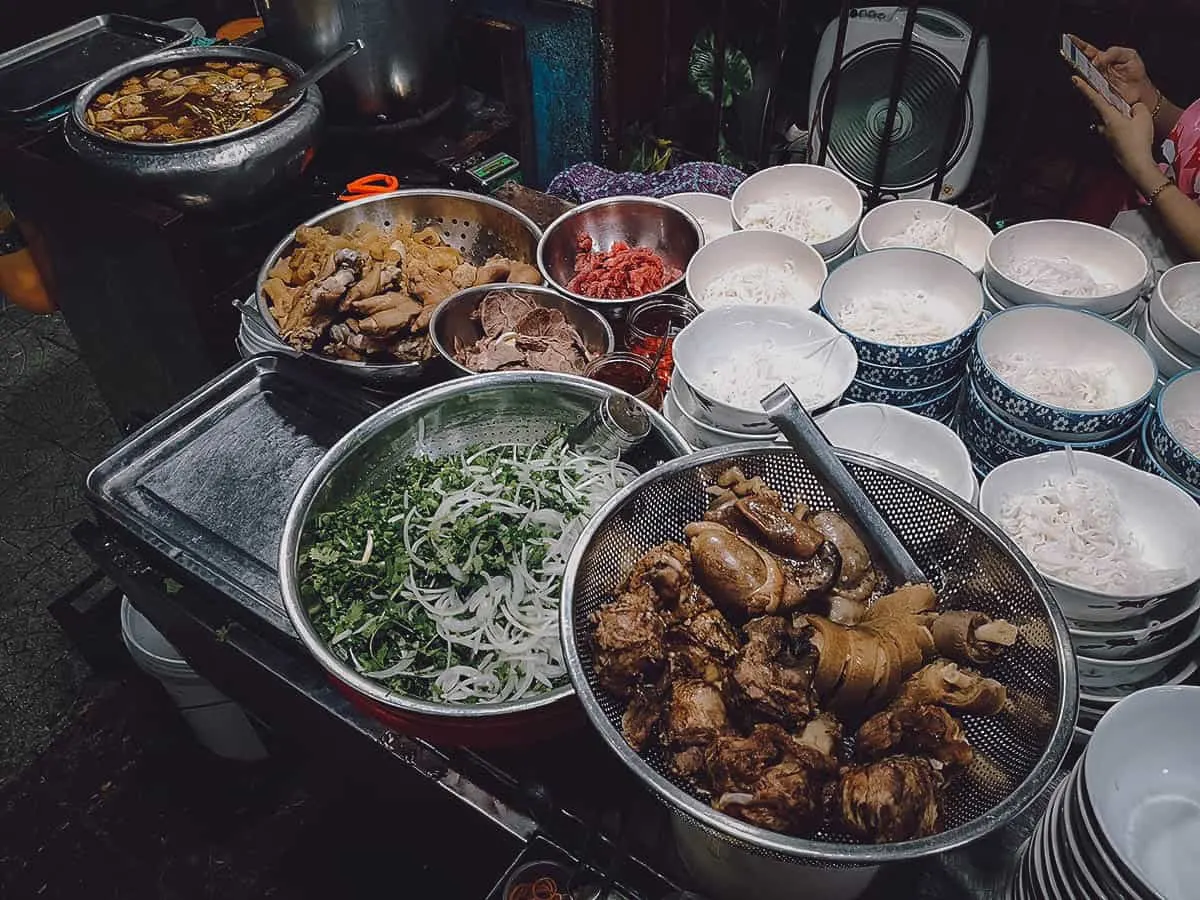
[837,756,944,843]
[930,610,1019,666]
[732,617,817,726]
[896,660,1008,716]
[664,679,729,746]
[855,704,973,769]
[592,587,666,697]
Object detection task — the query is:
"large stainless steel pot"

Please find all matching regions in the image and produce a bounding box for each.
[259,0,456,125]
[64,46,323,212]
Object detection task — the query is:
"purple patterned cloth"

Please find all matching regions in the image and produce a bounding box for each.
[546,162,748,203]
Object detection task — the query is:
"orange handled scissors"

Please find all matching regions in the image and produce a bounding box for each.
[339,173,400,202]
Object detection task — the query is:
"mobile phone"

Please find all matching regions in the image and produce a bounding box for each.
[1061,34,1132,116]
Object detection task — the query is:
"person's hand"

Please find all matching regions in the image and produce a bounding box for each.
[1068,35,1157,108]
[1072,76,1158,180]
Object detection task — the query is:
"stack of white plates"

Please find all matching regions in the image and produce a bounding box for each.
[664,305,857,449]
[1010,686,1200,900]
[980,451,1200,743]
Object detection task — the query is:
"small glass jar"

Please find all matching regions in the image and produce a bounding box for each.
[624,293,700,394]
[585,353,663,409]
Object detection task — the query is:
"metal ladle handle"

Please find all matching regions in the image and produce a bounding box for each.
[266,40,364,109]
[762,384,927,585]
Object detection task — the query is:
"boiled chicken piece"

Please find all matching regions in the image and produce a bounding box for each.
[837,756,944,843]
[855,704,973,769]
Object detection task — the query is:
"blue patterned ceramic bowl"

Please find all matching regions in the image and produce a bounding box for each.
[1136,423,1200,503]
[972,305,1157,437]
[959,410,1023,464]
[844,373,961,406]
[820,247,984,366]
[1150,371,1200,491]
[962,378,1144,460]
[854,350,970,389]
[905,377,963,420]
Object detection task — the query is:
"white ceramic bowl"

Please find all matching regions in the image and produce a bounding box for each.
[1140,301,1200,380]
[985,219,1149,315]
[1079,658,1199,711]
[979,451,1200,621]
[731,164,863,258]
[1150,261,1200,357]
[1076,614,1200,689]
[685,229,828,312]
[663,387,778,450]
[670,305,857,433]
[820,247,984,366]
[1084,685,1200,899]
[815,402,977,503]
[972,305,1157,438]
[856,199,993,277]
[1068,587,1200,660]
[663,192,735,245]
[983,275,1141,327]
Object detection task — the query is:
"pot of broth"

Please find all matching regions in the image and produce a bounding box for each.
[64,46,323,212]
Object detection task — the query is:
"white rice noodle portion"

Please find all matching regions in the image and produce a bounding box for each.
[878,210,960,261]
[701,261,817,309]
[835,289,972,345]
[1168,413,1200,456]
[690,340,831,411]
[741,194,850,244]
[998,471,1184,594]
[392,444,637,704]
[985,350,1122,410]
[1169,291,1200,329]
[1001,255,1117,298]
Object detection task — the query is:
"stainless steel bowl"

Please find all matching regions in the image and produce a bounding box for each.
[64,46,323,212]
[279,372,689,741]
[429,284,615,377]
[537,197,704,310]
[257,190,542,390]
[561,444,1077,866]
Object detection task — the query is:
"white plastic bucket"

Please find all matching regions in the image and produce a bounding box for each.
[120,597,268,761]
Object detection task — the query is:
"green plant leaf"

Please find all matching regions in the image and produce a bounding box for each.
[689,30,753,108]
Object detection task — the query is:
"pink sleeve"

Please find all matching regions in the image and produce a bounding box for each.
[1168,98,1200,200]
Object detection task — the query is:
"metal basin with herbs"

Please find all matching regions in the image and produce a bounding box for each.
[279,372,688,747]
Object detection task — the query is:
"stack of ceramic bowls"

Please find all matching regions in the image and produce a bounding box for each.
[855,198,993,279]
[1010,686,1200,900]
[963,306,1157,477]
[731,164,863,271]
[665,305,858,449]
[984,219,1149,327]
[980,451,1200,741]
[816,403,977,503]
[1141,261,1200,379]
[1133,369,1200,501]
[819,247,983,425]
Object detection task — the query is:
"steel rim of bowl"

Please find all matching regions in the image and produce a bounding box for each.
[973,305,1157,418]
[279,371,689,719]
[536,196,704,307]
[560,444,1077,866]
[72,45,308,150]
[255,189,543,373]
[428,283,616,377]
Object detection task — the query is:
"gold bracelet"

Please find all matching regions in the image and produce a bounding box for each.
[1148,179,1174,204]
[1152,88,1164,119]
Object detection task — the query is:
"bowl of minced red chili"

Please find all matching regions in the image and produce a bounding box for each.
[537,196,703,309]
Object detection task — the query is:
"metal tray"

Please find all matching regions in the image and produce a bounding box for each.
[0,15,191,120]
[86,354,380,635]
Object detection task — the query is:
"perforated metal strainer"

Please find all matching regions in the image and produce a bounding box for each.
[560,444,1077,866]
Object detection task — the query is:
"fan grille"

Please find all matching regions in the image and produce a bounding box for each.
[819,42,968,192]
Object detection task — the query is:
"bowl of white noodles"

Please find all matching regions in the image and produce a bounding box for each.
[857,199,993,277]
[731,163,863,258]
[685,229,828,312]
[985,219,1148,315]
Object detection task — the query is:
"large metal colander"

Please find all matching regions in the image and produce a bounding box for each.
[561,444,1078,866]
